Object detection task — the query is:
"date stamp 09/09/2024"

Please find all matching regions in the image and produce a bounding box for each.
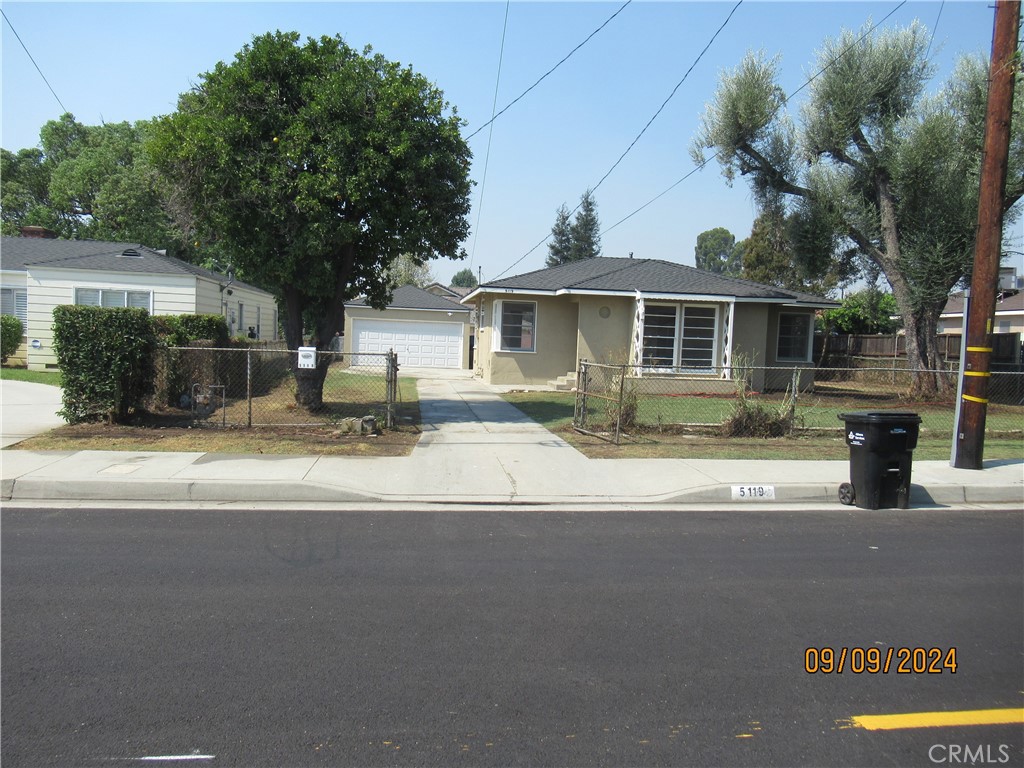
[804,647,958,674]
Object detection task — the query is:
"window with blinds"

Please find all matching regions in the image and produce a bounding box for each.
[641,303,718,371]
[75,288,152,312]
[1,287,28,333]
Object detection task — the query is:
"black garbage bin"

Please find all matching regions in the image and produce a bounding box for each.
[838,411,922,509]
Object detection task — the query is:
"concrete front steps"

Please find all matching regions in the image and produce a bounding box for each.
[548,371,577,391]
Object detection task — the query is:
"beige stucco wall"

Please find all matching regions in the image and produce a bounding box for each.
[575,295,633,364]
[762,306,817,392]
[478,295,579,385]
[343,305,472,368]
[730,303,770,391]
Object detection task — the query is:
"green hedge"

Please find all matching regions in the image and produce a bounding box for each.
[1,314,22,363]
[153,314,229,346]
[52,306,157,424]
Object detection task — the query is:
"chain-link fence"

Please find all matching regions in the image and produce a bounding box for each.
[574,360,1024,444]
[151,346,404,428]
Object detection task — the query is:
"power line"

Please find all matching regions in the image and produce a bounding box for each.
[607,2,909,238]
[465,0,632,142]
[491,1,744,280]
[787,0,908,100]
[1,8,68,114]
[925,0,945,60]
[493,0,912,282]
[469,0,512,274]
[590,0,743,196]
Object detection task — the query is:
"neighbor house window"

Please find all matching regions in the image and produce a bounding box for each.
[496,301,536,352]
[777,312,813,362]
[642,303,718,371]
[75,288,152,312]
[1,287,28,333]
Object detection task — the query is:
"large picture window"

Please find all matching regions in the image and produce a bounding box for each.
[75,288,152,312]
[777,312,813,361]
[497,301,536,352]
[641,303,718,371]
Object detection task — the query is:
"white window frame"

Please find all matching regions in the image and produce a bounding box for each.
[75,287,152,312]
[493,299,537,353]
[641,302,719,373]
[776,312,814,362]
[1,287,28,334]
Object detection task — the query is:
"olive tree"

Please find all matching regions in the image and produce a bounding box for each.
[149,32,472,407]
[691,22,1023,396]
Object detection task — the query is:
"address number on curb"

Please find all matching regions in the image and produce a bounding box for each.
[731,485,776,500]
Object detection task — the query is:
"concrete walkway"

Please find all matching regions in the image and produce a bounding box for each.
[0,379,64,448]
[1,374,1021,507]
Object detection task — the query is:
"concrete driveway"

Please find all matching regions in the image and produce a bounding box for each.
[0,379,64,448]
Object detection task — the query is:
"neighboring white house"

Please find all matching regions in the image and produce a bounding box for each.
[1,234,279,370]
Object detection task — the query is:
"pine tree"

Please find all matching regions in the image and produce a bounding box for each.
[545,204,574,267]
[569,189,601,262]
[545,190,602,267]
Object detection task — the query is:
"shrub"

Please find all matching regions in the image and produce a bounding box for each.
[1,314,22,363]
[151,315,231,407]
[152,314,229,347]
[721,360,798,438]
[52,306,157,423]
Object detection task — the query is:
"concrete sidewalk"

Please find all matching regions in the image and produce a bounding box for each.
[2,375,1021,507]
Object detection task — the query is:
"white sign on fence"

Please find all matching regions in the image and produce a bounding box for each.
[297,346,317,369]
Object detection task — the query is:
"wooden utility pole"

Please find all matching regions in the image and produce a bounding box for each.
[954,0,1020,469]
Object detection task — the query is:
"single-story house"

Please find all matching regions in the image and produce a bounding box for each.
[423,282,473,302]
[938,290,1023,336]
[1,234,279,370]
[461,257,839,391]
[343,284,472,368]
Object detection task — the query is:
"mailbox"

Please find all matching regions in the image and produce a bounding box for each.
[297,346,317,369]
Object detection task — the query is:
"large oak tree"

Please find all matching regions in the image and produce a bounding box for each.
[149,32,472,407]
[691,22,1023,396]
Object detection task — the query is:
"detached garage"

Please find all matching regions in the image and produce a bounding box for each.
[344,285,472,369]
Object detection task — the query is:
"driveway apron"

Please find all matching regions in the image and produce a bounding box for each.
[399,377,595,501]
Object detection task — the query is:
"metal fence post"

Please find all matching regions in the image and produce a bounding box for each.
[246,347,253,428]
[385,350,396,429]
[614,363,626,445]
[575,359,588,429]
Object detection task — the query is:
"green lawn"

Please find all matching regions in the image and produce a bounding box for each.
[0,367,62,386]
[502,390,1024,461]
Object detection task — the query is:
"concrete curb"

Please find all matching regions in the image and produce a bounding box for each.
[4,477,1022,506]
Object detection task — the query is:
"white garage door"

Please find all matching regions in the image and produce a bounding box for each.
[351,318,463,368]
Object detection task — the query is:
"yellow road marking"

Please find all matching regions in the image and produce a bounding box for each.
[850,708,1024,731]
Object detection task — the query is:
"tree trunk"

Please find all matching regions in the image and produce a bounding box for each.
[293,358,331,410]
[282,245,355,411]
[879,267,953,399]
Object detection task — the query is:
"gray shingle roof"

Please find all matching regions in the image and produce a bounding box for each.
[942,290,1023,315]
[0,236,268,294]
[346,284,471,313]
[477,257,837,306]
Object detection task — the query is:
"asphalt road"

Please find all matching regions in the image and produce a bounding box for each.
[2,507,1021,767]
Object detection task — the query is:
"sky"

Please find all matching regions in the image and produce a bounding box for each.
[3,0,1021,287]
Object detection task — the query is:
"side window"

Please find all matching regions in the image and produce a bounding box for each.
[1,287,28,333]
[777,313,812,362]
[497,301,536,352]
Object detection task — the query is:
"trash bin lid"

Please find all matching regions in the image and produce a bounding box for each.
[838,411,922,424]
